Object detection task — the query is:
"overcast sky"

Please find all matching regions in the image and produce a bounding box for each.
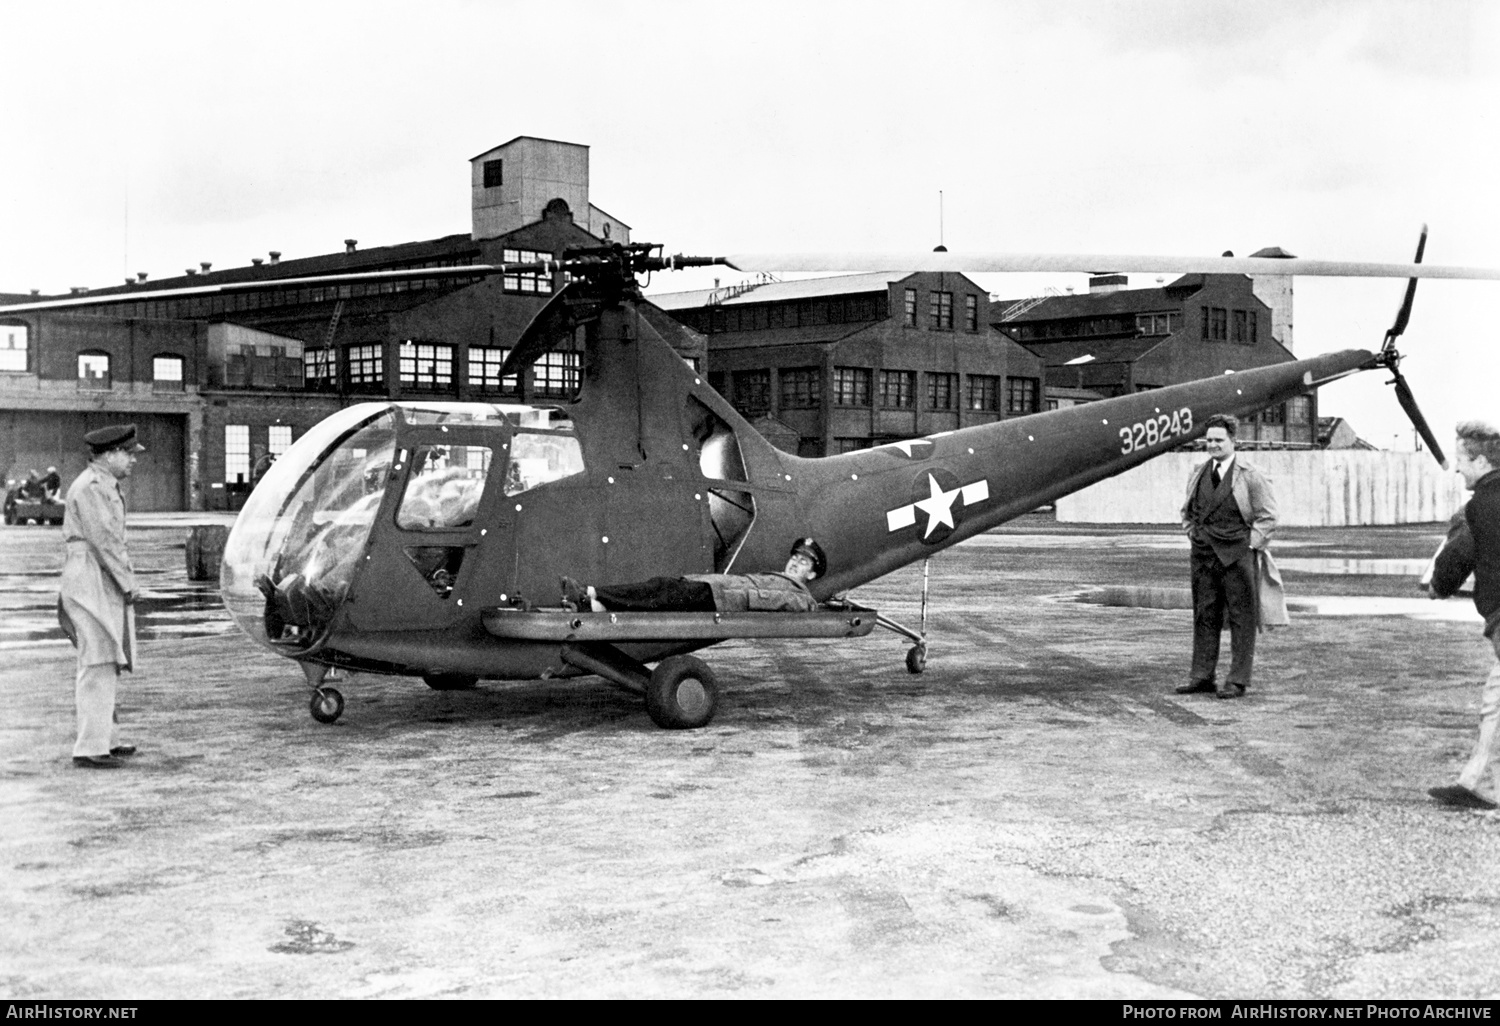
[2,0,1496,450]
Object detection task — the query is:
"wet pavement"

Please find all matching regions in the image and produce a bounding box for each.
[4,515,1500,999]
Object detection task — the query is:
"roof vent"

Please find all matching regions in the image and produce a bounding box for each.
[30,289,40,297]
[185,269,198,277]
[251,258,263,267]
[200,262,212,274]
[125,277,135,286]
[345,239,358,253]
[269,251,281,265]
[137,272,148,283]
[69,286,89,294]
[1088,273,1127,294]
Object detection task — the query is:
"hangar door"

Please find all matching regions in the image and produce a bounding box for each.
[0,411,187,512]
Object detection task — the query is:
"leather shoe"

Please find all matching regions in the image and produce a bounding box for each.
[110,745,137,757]
[1428,784,1498,810]
[1216,682,1247,700]
[72,754,123,769]
[1175,679,1217,694]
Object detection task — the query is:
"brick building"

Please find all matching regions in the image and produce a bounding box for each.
[994,266,1318,447]
[0,136,703,510]
[653,271,1046,456]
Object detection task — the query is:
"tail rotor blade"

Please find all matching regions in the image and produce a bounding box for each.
[1386,224,1428,344]
[1391,371,1447,468]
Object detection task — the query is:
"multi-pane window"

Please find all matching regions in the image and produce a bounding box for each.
[268,425,293,455]
[225,424,250,484]
[398,341,454,388]
[903,289,918,327]
[1202,307,1228,341]
[469,346,518,392]
[348,344,384,388]
[501,248,554,294]
[78,351,110,390]
[1005,376,1039,415]
[832,367,871,407]
[731,369,771,417]
[879,370,915,408]
[1287,395,1312,424]
[835,437,872,454]
[534,351,579,397]
[153,354,184,392]
[780,367,821,409]
[1260,402,1287,425]
[964,295,979,332]
[0,323,28,372]
[967,374,1001,412]
[927,372,957,410]
[304,347,337,389]
[1136,312,1177,336]
[929,291,953,330]
[1232,309,1257,344]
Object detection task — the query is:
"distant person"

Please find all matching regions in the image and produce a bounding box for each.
[1427,420,1500,810]
[57,424,145,769]
[19,469,42,500]
[39,466,61,499]
[1176,414,1279,699]
[561,537,827,614]
[250,447,277,490]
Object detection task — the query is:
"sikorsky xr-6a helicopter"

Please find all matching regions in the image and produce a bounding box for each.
[7,234,1497,729]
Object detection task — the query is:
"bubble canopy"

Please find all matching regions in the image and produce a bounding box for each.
[219,401,572,654]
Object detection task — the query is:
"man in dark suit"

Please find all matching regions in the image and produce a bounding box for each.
[1176,414,1279,699]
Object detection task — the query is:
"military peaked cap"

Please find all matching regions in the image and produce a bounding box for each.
[85,423,146,454]
[790,536,828,578]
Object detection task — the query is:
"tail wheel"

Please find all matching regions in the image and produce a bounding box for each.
[310,687,344,724]
[646,655,719,729]
[423,673,478,691]
[905,644,928,675]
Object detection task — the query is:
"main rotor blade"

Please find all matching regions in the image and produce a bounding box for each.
[1391,371,1448,468]
[722,251,1500,280]
[498,280,598,379]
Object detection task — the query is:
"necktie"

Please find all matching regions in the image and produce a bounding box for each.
[1211,463,1222,488]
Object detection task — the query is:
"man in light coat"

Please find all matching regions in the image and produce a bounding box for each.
[59,423,144,769]
[1176,414,1279,699]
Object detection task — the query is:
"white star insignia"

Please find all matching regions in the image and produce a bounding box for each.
[885,475,990,537]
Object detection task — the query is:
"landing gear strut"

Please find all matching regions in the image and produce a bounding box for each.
[300,661,345,724]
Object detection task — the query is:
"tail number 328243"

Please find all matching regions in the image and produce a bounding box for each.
[1119,407,1193,455]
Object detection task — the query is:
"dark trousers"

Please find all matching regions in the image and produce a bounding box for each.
[592,577,716,613]
[1189,545,1257,687]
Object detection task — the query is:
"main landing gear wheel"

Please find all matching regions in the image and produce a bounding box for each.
[646,655,719,730]
[310,687,344,724]
[423,672,478,691]
[905,643,927,675]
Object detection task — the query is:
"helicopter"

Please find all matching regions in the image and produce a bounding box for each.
[4,234,1492,729]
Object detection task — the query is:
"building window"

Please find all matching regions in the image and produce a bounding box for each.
[268,425,293,455]
[0,323,28,372]
[1287,395,1312,424]
[501,248,554,295]
[903,288,918,327]
[929,291,953,330]
[304,347,337,390]
[779,367,821,410]
[1233,310,1250,344]
[965,295,979,332]
[927,372,957,411]
[77,351,110,390]
[469,346,518,392]
[1005,377,1039,415]
[731,369,771,417]
[832,367,871,407]
[1136,312,1177,336]
[152,354,184,392]
[398,341,454,389]
[348,344,384,389]
[1260,402,1287,426]
[225,424,250,484]
[967,374,1001,412]
[534,351,579,397]
[835,437,872,454]
[1202,307,1228,341]
[483,159,503,188]
[879,370,915,408]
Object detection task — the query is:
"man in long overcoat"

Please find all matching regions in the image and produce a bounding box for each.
[59,424,145,768]
[1177,414,1279,699]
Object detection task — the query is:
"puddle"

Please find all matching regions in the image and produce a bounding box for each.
[1276,557,1431,576]
[1069,587,1482,623]
[0,583,235,648]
